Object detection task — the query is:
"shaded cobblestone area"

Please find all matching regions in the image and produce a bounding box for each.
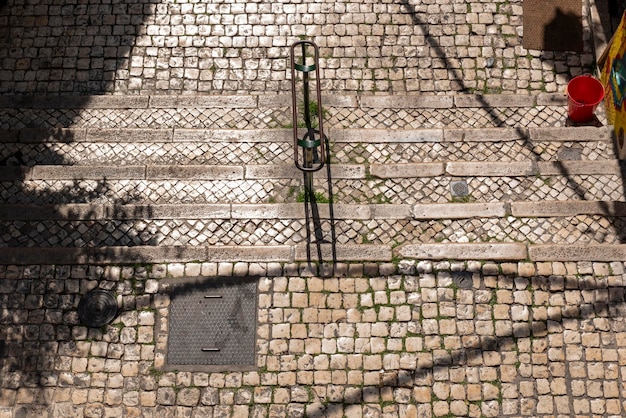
[3,173,625,206]
[2,214,626,248]
[0,0,596,95]
[1,261,625,417]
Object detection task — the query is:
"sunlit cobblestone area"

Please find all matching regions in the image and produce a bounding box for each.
[0,0,596,95]
[1,260,625,417]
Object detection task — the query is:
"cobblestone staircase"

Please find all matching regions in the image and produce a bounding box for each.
[1,93,625,265]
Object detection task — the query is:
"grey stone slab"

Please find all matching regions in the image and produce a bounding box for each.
[19,128,86,143]
[146,165,243,180]
[105,204,232,220]
[0,166,32,181]
[0,95,34,108]
[537,161,621,175]
[31,165,145,180]
[528,126,612,142]
[318,164,367,179]
[87,129,173,143]
[33,95,149,109]
[511,201,626,217]
[293,244,393,261]
[31,96,92,109]
[0,204,104,220]
[0,246,207,265]
[397,243,528,260]
[90,246,209,264]
[257,94,291,108]
[244,165,301,179]
[245,165,365,179]
[370,204,413,219]
[0,247,87,265]
[529,244,626,261]
[446,161,537,176]
[149,95,257,108]
[206,245,292,262]
[359,95,453,109]
[536,93,569,106]
[232,203,370,220]
[173,129,292,143]
[412,203,507,219]
[0,130,19,142]
[454,94,535,108]
[330,129,443,143]
[324,204,371,219]
[322,94,359,108]
[444,128,528,142]
[231,203,304,219]
[370,163,445,178]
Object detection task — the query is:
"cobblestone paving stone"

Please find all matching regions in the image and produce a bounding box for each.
[2,215,626,248]
[0,139,615,167]
[1,261,626,417]
[3,173,626,207]
[0,142,295,166]
[1,0,625,415]
[327,106,576,129]
[0,0,597,95]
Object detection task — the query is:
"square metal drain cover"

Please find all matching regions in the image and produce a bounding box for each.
[166,276,258,368]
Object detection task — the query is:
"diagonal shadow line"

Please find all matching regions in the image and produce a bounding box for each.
[303,270,626,417]
[300,2,626,416]
[398,0,626,244]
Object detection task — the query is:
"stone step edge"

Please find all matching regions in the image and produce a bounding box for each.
[0,93,569,110]
[0,161,620,181]
[0,126,612,144]
[1,243,625,265]
[2,201,626,221]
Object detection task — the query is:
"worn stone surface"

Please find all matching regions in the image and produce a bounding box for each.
[0,0,624,416]
[0,261,624,416]
[397,243,528,260]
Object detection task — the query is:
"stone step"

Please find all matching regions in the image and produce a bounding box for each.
[2,243,626,265]
[0,126,615,166]
[1,200,625,250]
[0,99,620,264]
[2,168,625,205]
[0,93,581,131]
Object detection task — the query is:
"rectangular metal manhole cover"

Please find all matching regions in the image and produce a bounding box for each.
[166,276,258,368]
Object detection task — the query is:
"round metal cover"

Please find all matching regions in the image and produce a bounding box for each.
[78,289,118,328]
[451,272,474,289]
[450,180,469,197]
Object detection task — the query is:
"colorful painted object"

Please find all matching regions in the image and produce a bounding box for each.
[599,11,626,159]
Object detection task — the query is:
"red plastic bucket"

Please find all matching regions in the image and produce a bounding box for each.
[566,75,605,123]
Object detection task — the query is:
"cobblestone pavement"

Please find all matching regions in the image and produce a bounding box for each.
[1,260,626,417]
[2,0,626,416]
[0,0,597,96]
[0,103,575,130]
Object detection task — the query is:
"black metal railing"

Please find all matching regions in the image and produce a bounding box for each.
[290,40,326,173]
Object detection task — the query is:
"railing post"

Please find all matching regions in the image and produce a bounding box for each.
[290,40,326,173]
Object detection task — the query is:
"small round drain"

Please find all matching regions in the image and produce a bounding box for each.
[450,180,469,197]
[78,289,118,328]
[451,272,474,289]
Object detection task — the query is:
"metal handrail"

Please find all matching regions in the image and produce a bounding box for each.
[290,40,326,173]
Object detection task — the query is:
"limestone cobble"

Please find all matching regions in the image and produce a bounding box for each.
[0,0,596,95]
[1,261,625,416]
